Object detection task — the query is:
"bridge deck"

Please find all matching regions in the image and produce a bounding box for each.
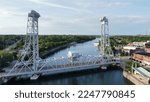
[0,59,120,78]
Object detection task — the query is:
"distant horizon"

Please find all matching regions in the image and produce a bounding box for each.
[0,33,150,36]
[0,0,150,35]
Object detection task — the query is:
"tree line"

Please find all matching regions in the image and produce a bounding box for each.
[110,35,150,56]
[0,35,95,69]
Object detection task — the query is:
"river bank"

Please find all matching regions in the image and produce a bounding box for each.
[40,42,76,58]
[121,56,150,85]
[123,70,149,85]
[40,37,97,58]
[40,40,96,58]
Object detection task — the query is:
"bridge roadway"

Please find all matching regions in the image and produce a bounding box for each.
[0,56,120,79]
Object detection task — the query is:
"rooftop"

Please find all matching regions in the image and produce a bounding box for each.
[133,67,150,78]
[134,52,150,57]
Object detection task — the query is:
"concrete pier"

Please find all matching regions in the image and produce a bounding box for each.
[123,71,150,85]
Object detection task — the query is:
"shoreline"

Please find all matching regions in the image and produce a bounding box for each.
[40,39,94,58]
[123,70,149,85]
[40,42,74,58]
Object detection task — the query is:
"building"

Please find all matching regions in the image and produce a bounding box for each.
[132,43,150,66]
[132,42,146,47]
[145,42,150,53]
[123,46,144,55]
[132,67,150,85]
[133,67,150,77]
[123,41,150,55]
[132,52,150,66]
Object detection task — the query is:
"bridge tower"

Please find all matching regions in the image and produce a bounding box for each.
[99,17,114,57]
[25,10,40,72]
[9,10,41,74]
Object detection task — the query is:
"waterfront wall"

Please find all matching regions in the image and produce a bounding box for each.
[123,71,149,85]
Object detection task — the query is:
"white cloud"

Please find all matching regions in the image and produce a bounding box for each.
[106,2,130,7]
[0,0,149,35]
[38,14,100,34]
[75,1,130,8]
[0,6,27,34]
[0,6,26,18]
[112,15,150,23]
[27,0,79,11]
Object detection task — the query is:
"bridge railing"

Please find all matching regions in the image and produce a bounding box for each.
[0,55,121,78]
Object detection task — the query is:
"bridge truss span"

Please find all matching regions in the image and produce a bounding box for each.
[0,55,120,79]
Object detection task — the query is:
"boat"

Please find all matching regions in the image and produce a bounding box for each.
[101,66,107,70]
[67,51,81,59]
[30,74,40,80]
[94,42,99,46]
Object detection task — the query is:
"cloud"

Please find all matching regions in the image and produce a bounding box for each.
[75,1,130,8]
[38,14,100,34]
[106,2,130,7]
[0,6,26,18]
[0,0,149,35]
[112,15,150,23]
[0,5,27,34]
[27,0,79,11]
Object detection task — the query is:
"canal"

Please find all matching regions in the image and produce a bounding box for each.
[6,38,131,85]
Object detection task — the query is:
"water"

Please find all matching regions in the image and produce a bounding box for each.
[6,38,131,85]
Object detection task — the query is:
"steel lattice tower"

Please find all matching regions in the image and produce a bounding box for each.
[19,10,41,72]
[6,10,41,78]
[100,17,113,57]
[26,10,40,71]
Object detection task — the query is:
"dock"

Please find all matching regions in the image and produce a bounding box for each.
[123,71,150,85]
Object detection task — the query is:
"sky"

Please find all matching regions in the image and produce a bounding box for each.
[0,0,150,35]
